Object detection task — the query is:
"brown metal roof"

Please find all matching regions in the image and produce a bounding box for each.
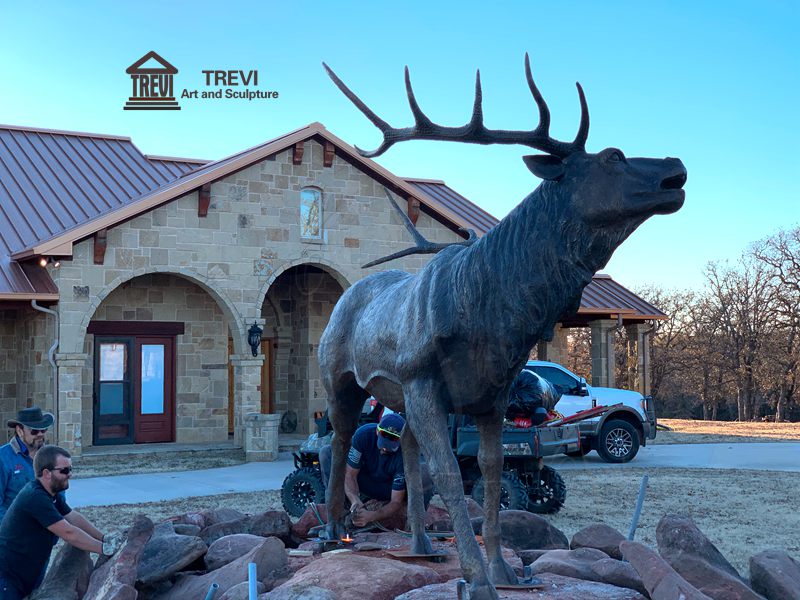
[576,274,666,320]
[404,178,500,236]
[0,124,198,296]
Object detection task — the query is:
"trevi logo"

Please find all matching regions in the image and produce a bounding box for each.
[124,51,181,111]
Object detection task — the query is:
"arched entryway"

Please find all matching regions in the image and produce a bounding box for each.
[79,272,238,446]
[258,263,348,435]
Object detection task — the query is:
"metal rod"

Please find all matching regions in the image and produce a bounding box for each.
[627,474,649,540]
[248,562,257,599]
[203,582,219,600]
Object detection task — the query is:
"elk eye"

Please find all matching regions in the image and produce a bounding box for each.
[607,151,624,163]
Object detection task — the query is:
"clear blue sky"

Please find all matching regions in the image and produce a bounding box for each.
[1,1,797,291]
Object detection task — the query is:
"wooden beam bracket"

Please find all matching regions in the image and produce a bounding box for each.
[93,229,108,265]
[293,141,304,165]
[407,197,421,225]
[198,183,212,217]
[323,141,335,167]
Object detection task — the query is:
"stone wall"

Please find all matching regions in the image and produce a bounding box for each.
[0,311,18,441]
[88,274,229,444]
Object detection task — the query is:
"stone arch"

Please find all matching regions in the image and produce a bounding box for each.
[255,257,353,312]
[74,266,246,355]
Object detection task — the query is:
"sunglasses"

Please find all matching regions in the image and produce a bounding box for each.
[50,466,72,475]
[377,426,401,441]
[27,428,47,435]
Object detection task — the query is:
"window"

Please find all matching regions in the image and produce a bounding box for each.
[528,366,579,396]
[300,188,323,240]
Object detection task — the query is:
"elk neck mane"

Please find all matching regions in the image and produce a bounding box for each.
[448,180,628,356]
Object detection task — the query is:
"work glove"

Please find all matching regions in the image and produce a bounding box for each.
[102,531,124,557]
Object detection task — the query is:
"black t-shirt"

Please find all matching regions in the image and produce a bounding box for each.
[0,479,71,594]
[346,423,405,501]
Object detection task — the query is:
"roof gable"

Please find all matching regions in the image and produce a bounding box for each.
[126,51,178,74]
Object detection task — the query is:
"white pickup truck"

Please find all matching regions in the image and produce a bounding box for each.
[525,360,657,462]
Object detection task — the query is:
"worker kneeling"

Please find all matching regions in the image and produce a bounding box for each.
[320,413,433,530]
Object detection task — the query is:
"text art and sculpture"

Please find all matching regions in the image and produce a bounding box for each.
[318,55,686,600]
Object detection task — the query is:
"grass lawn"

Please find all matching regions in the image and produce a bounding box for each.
[653,419,800,444]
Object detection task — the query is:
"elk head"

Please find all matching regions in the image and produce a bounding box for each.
[324,54,685,256]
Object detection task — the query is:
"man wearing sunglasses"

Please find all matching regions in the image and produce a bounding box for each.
[0,407,53,524]
[0,445,117,600]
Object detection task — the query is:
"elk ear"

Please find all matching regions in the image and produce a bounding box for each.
[523,155,565,181]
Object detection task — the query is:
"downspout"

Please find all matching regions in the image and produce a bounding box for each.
[31,300,59,445]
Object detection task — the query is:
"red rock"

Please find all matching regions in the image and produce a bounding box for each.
[205,533,265,571]
[656,514,739,578]
[670,553,765,600]
[621,540,713,600]
[570,522,626,560]
[749,549,800,600]
[529,547,609,581]
[269,553,443,600]
[591,557,648,596]
[291,504,328,539]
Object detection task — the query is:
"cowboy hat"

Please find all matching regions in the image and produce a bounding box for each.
[7,406,54,430]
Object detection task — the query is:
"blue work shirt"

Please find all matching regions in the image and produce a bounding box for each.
[0,437,35,523]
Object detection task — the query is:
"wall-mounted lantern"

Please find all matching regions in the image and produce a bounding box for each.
[247,322,263,357]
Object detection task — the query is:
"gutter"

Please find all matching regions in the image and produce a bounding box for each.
[31,300,59,445]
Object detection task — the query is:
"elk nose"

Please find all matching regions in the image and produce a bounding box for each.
[661,171,687,190]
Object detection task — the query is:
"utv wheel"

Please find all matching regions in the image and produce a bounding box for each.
[281,467,325,517]
[565,439,593,458]
[471,471,529,511]
[597,419,640,463]
[527,465,566,514]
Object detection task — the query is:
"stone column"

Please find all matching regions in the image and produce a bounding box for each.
[537,324,570,365]
[55,353,88,456]
[230,355,265,445]
[590,319,618,388]
[625,323,652,396]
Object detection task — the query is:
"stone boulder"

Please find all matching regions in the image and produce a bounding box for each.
[29,544,93,600]
[517,549,550,566]
[656,514,740,578]
[267,553,443,600]
[291,504,327,539]
[395,573,648,599]
[261,585,338,600]
[529,547,609,581]
[84,515,154,600]
[591,558,648,597]
[621,540,713,600]
[669,553,765,600]
[157,536,287,600]
[137,528,208,586]
[249,510,292,540]
[206,533,266,571]
[571,522,627,560]
[174,523,202,536]
[172,511,207,529]
[488,510,569,551]
[749,549,800,600]
[220,580,267,600]
[201,516,252,545]
[201,507,247,526]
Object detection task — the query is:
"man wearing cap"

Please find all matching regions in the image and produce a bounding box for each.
[0,407,53,523]
[320,412,412,528]
[0,445,120,599]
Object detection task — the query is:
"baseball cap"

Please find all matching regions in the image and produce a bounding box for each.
[376,413,405,452]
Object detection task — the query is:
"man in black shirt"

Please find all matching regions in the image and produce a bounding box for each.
[0,445,117,599]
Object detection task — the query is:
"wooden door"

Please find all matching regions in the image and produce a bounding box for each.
[93,338,134,445]
[134,337,175,443]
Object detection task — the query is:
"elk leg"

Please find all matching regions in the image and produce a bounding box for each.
[475,411,518,585]
[324,389,362,541]
[401,425,433,554]
[405,381,499,600]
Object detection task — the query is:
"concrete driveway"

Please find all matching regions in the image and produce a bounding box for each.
[67,442,800,508]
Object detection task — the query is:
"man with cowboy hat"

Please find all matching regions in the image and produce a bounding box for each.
[0,407,54,523]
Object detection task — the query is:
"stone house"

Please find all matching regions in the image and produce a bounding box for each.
[0,122,663,457]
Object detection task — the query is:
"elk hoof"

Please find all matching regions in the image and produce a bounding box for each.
[323,520,346,541]
[411,532,433,555]
[488,558,518,586]
[467,581,500,600]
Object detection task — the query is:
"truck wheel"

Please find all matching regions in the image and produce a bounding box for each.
[597,419,640,463]
[281,467,325,517]
[527,465,566,514]
[565,439,592,458]
[471,471,529,511]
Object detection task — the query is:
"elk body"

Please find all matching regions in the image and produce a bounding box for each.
[318,55,686,600]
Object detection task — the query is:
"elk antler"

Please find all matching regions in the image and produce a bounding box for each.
[362,188,477,269]
[323,53,589,158]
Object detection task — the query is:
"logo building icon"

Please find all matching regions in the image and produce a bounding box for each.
[124,51,180,110]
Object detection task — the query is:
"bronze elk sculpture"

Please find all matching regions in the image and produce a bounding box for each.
[318,55,686,600]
